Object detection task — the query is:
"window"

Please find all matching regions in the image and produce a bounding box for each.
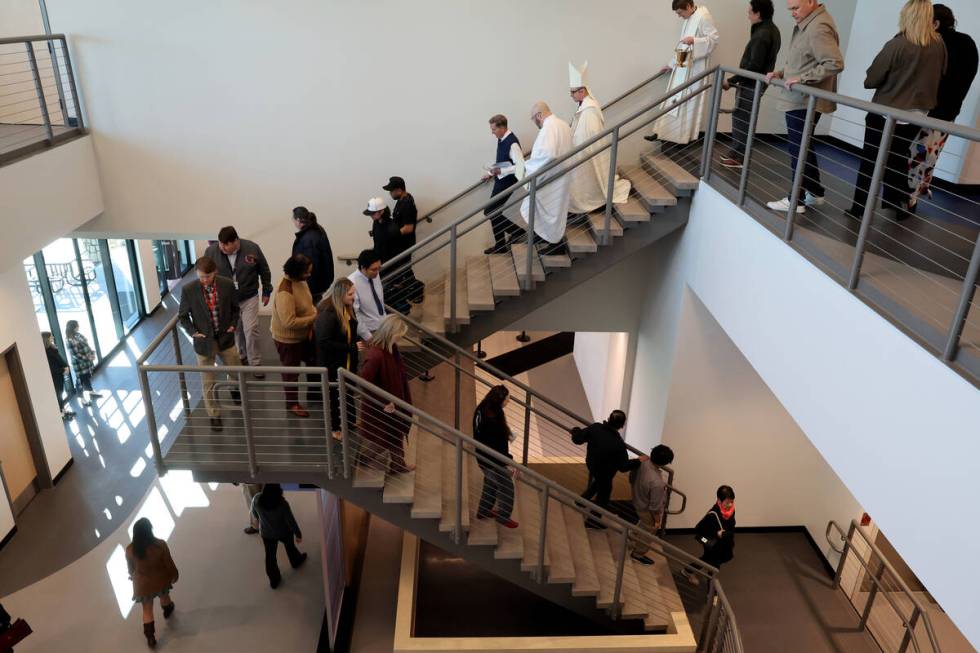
[108,239,142,333]
[78,238,121,355]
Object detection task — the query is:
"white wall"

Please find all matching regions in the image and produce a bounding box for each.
[42,0,850,279]
[0,0,44,37]
[135,239,162,312]
[0,263,73,540]
[0,135,105,272]
[628,182,980,647]
[830,0,980,182]
[573,332,629,422]
[661,289,864,564]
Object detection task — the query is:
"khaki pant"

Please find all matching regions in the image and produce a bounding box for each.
[631,509,661,556]
[236,295,262,366]
[242,483,262,528]
[196,345,242,417]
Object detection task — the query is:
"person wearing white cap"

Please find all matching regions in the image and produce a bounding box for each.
[646,0,720,146]
[567,62,632,214]
[362,196,408,312]
[518,101,573,250]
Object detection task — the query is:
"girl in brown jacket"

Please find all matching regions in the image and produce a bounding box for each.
[126,518,178,648]
[271,254,318,417]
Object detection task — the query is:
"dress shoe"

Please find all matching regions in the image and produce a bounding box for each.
[292,552,309,569]
[210,417,223,432]
[497,517,519,529]
[644,134,660,143]
[231,389,242,406]
[162,601,175,619]
[290,404,310,418]
[631,554,655,566]
[243,526,258,535]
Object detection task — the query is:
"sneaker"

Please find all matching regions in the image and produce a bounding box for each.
[243,526,258,535]
[719,156,743,169]
[498,518,519,529]
[290,404,310,418]
[631,554,655,566]
[210,417,223,432]
[643,134,660,143]
[252,370,266,380]
[270,576,281,589]
[804,192,826,208]
[766,197,805,214]
[88,392,104,399]
[584,520,607,530]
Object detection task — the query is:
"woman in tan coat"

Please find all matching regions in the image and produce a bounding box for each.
[271,254,318,417]
[126,518,178,648]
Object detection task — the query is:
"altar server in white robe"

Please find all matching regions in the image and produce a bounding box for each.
[647,1,720,145]
[519,101,573,245]
[567,62,632,214]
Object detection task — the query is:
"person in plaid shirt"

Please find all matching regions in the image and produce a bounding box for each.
[65,320,103,407]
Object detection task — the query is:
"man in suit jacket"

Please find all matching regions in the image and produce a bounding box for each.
[178,256,242,431]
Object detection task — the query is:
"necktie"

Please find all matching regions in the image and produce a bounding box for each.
[368,277,385,316]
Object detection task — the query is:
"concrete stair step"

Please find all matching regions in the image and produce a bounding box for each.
[545,498,576,584]
[614,197,653,223]
[465,256,495,311]
[517,481,551,574]
[588,527,624,609]
[420,284,445,336]
[587,212,623,238]
[633,559,672,632]
[606,529,649,620]
[566,224,598,253]
[641,150,700,194]
[382,470,415,504]
[353,466,385,489]
[540,253,572,269]
[511,243,546,285]
[487,253,521,298]
[624,167,677,213]
[647,544,686,627]
[494,496,524,560]
[442,270,471,327]
[411,428,442,519]
[439,440,470,533]
[562,505,600,597]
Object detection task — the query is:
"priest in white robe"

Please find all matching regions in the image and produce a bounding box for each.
[519,101,573,244]
[648,1,720,145]
[567,62,632,214]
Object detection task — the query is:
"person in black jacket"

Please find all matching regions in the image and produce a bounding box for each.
[384,176,425,307]
[720,0,781,167]
[291,206,334,305]
[43,332,74,421]
[907,4,979,211]
[250,484,307,589]
[683,485,736,585]
[473,385,518,528]
[571,410,646,529]
[315,278,363,435]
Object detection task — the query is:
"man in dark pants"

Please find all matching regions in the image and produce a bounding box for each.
[384,176,425,306]
[571,410,647,529]
[483,114,524,254]
[720,0,781,168]
[177,257,242,432]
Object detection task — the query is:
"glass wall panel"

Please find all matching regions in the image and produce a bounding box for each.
[23,256,51,336]
[78,238,120,354]
[108,239,141,332]
[42,238,100,367]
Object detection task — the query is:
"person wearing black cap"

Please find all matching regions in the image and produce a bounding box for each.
[383,176,424,306]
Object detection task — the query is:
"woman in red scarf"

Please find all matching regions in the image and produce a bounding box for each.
[683,485,736,584]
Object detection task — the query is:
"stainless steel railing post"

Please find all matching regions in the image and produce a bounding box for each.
[859,560,887,630]
[603,127,621,246]
[322,374,334,479]
[943,232,980,361]
[171,328,191,413]
[454,437,464,545]
[784,95,818,241]
[449,224,458,333]
[535,485,549,583]
[831,525,851,591]
[238,372,258,479]
[339,373,352,479]
[700,69,725,181]
[453,350,462,430]
[898,607,921,653]
[848,115,896,289]
[57,36,83,129]
[138,368,166,476]
[524,178,538,291]
[521,388,532,465]
[737,80,764,206]
[697,581,721,653]
[610,527,629,619]
[25,42,54,142]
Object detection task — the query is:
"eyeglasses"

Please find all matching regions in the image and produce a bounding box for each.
[569,87,585,95]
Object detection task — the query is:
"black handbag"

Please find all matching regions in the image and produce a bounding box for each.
[696,511,724,553]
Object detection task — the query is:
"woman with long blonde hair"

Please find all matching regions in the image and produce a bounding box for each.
[847,0,947,221]
[356,315,414,475]
[315,278,363,436]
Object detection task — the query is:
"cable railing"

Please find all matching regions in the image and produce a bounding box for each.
[0,34,84,165]
[700,67,980,387]
[827,520,943,653]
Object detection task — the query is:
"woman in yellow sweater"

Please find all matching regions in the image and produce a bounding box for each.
[271,254,318,417]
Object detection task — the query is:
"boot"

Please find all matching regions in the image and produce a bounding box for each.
[163,601,175,619]
[143,621,157,648]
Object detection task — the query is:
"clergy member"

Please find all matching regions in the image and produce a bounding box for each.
[519,101,573,252]
[567,62,632,214]
[646,0,720,146]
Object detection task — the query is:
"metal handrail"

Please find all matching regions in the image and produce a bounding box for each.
[0,33,68,45]
[416,69,671,224]
[825,520,846,555]
[379,66,718,275]
[337,367,707,566]
[828,519,942,653]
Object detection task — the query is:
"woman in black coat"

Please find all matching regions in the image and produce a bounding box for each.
[472,385,518,528]
[315,279,362,435]
[291,206,334,304]
[43,332,73,421]
[683,485,736,585]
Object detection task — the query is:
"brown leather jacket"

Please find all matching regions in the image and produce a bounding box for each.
[127,540,179,599]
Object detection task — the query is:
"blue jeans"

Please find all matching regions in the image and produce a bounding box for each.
[785,109,824,198]
[476,458,514,520]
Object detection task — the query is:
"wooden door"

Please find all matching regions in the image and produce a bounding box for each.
[0,355,38,514]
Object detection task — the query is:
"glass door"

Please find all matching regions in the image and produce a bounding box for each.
[108,239,143,332]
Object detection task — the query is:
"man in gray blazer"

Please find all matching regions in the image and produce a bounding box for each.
[178,256,242,431]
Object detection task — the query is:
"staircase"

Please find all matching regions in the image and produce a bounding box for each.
[137,67,743,650]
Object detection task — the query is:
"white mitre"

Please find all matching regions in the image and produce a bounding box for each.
[568,61,590,92]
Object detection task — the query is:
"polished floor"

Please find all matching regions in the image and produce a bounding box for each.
[2,483,324,652]
[0,290,187,597]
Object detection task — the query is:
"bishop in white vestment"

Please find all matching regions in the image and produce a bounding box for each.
[650,3,720,145]
[519,102,573,244]
[567,62,632,214]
